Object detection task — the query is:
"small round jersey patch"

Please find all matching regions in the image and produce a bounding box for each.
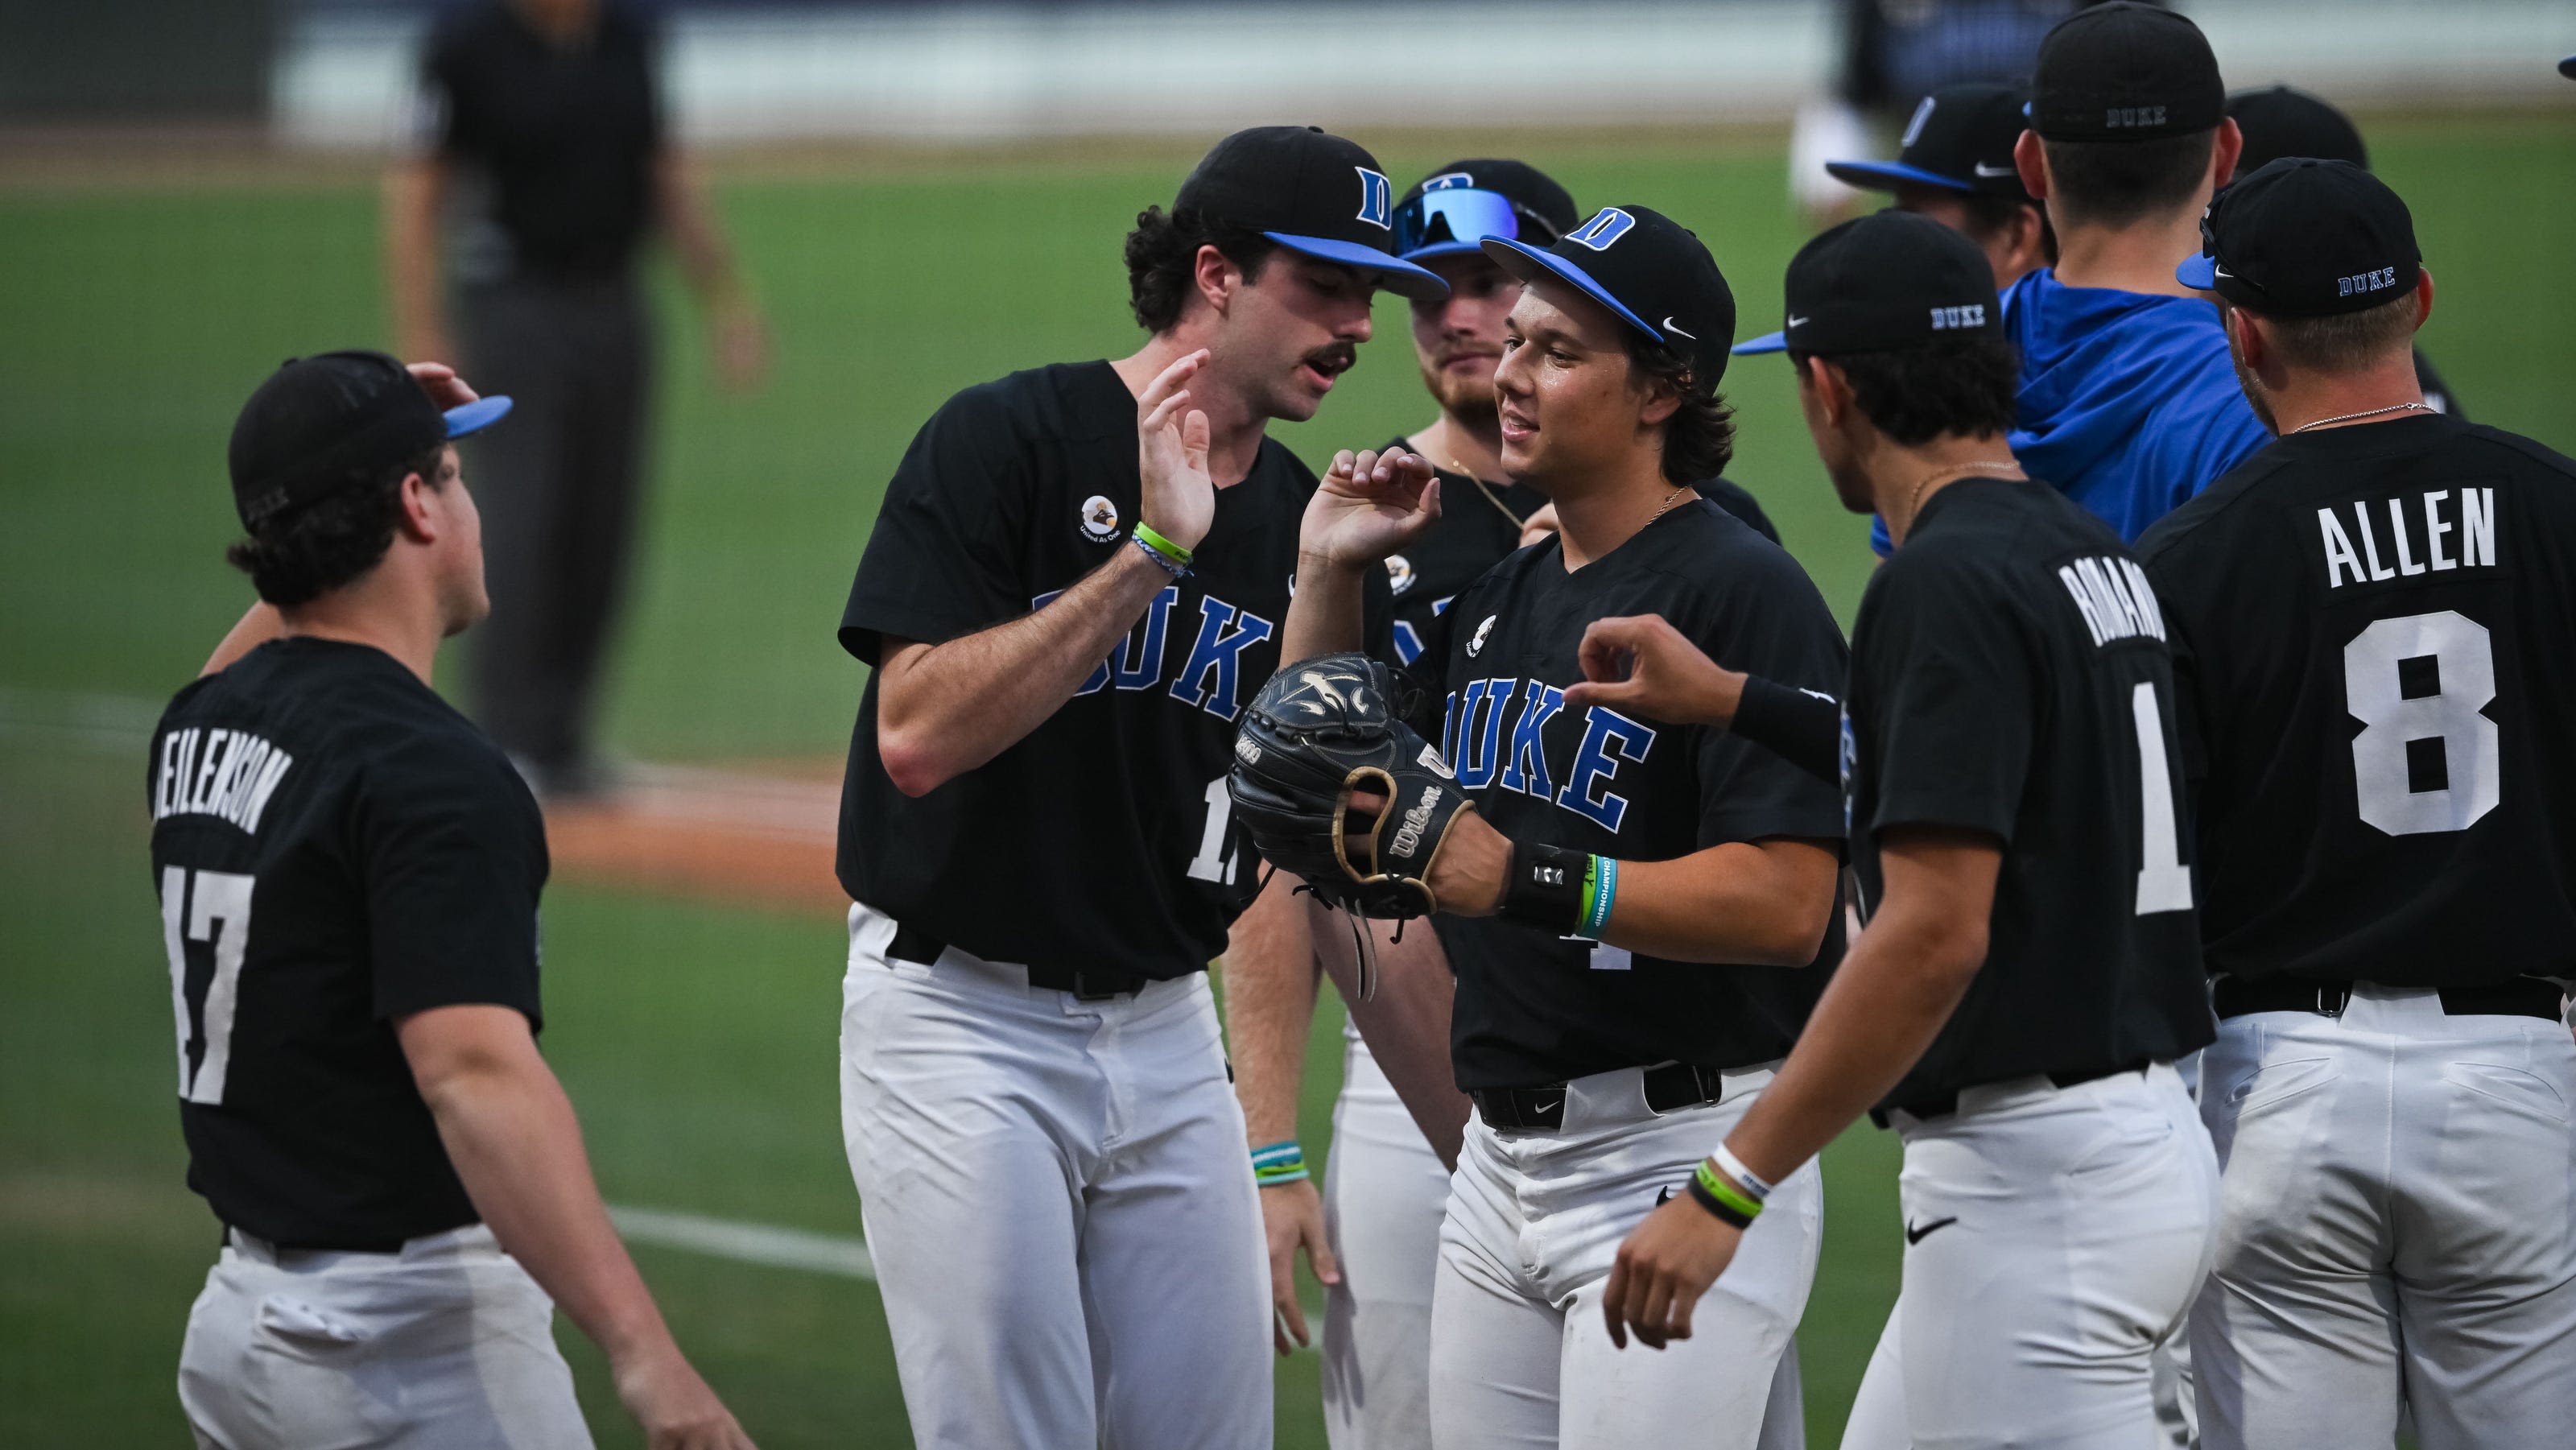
[1079,494,1120,542]
[1385,554,1417,596]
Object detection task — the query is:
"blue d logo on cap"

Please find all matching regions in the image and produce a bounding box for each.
[1566,208,1636,251]
[1356,168,1393,229]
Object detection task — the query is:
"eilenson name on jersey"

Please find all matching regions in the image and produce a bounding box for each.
[151,728,296,834]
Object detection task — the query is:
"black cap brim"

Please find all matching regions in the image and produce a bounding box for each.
[1263,232,1450,300]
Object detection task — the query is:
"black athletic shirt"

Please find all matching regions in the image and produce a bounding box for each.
[839,361,1382,979]
[147,638,546,1249]
[1849,478,2212,1111]
[1411,500,1850,1089]
[1372,437,1784,666]
[423,2,663,280]
[2137,414,2576,989]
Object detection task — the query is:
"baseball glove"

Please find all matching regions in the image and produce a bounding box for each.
[1228,651,1476,921]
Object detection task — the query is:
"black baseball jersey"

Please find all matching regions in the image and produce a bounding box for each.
[839,361,1383,979]
[423,2,663,280]
[1412,500,1850,1090]
[2138,415,2576,989]
[147,638,547,1249]
[1850,478,2212,1110]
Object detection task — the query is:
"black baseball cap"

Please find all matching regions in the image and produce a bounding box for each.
[1827,84,2035,200]
[2030,2,2225,143]
[229,350,511,530]
[1733,210,2001,357]
[1391,159,1579,262]
[1175,126,1447,300]
[2561,54,2574,79]
[1482,204,1735,386]
[2177,158,2421,316]
[2227,85,2367,175]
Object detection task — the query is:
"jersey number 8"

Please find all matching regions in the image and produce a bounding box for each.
[2343,610,2500,837]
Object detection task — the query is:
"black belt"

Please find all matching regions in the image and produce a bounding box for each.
[886,921,1151,1002]
[1886,1057,2155,1124]
[1472,1061,1744,1133]
[223,1223,412,1256]
[2213,974,2564,1022]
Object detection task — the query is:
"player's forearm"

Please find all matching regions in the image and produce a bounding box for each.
[1280,555,1371,664]
[655,152,745,306]
[415,1042,678,1365]
[1596,839,1839,965]
[1720,893,1984,1186]
[382,159,449,357]
[1221,870,1321,1146]
[876,546,1171,795]
[1330,914,1470,1169]
[203,602,285,676]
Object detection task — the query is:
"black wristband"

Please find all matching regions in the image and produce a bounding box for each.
[1732,675,1843,787]
[1687,1175,1756,1229]
[1499,839,1590,936]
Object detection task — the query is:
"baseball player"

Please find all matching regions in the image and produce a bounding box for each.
[2224,84,2467,419]
[1824,81,2052,290]
[157,351,751,1449]
[1242,204,1852,1449]
[830,126,1439,1449]
[1591,209,2220,1448]
[1856,2,2265,561]
[2140,159,2576,1450]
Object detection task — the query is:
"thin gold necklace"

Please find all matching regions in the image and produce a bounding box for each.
[1645,482,1690,526]
[1435,448,1530,533]
[2288,401,2432,435]
[1905,461,2020,525]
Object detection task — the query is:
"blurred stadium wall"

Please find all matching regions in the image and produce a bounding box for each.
[51,0,2564,149]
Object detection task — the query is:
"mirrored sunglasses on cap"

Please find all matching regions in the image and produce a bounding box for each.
[1393,188,1561,260]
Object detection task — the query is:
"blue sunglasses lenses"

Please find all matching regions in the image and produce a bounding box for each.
[1393,188,1530,257]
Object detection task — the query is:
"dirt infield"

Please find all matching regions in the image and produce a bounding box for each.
[542,762,849,916]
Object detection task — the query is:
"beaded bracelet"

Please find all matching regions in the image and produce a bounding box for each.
[1251,1140,1309,1188]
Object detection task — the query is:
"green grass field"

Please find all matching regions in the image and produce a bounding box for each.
[2,112,2570,1448]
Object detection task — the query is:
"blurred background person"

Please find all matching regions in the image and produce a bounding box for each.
[386,0,768,799]
[1792,0,2156,224]
[1823,81,2052,287]
[2226,84,2466,419]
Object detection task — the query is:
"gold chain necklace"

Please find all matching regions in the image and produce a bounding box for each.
[1645,482,1690,526]
[2288,401,2432,435]
[1905,461,2021,524]
[1435,448,1530,533]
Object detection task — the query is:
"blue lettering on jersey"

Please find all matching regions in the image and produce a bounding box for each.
[1167,597,1276,721]
[1112,585,1179,689]
[1496,680,1565,800]
[1557,706,1657,829]
[1452,678,1511,789]
[1393,619,1423,665]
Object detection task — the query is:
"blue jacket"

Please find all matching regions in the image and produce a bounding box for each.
[1872,268,2273,551]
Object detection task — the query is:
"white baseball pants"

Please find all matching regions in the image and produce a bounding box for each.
[1428,1062,1822,1450]
[178,1224,592,1450]
[839,904,1272,1450]
[2190,985,2576,1450]
[1839,1063,2219,1450]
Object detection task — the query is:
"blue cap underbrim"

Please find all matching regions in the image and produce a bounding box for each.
[444,396,513,437]
[1732,332,1790,356]
[1823,159,1976,194]
[1263,232,1451,300]
[2175,254,2218,290]
[1480,237,1662,344]
[1396,239,1491,262]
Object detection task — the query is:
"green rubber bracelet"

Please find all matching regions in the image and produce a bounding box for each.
[1696,1158,1765,1221]
[1133,521,1195,568]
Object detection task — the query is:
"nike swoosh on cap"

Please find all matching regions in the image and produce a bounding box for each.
[1662,316,1697,339]
[1786,314,1810,328]
[1973,162,2016,178]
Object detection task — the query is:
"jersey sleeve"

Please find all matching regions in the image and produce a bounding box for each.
[357,741,547,1026]
[1686,551,1851,845]
[1858,553,2036,843]
[838,383,1033,667]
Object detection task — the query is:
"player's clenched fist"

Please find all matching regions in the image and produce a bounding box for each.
[1600,1174,1744,1351]
[1300,445,1442,572]
[1562,613,1749,728]
[1135,348,1218,552]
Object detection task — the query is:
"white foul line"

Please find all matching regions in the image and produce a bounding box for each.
[609,1204,876,1282]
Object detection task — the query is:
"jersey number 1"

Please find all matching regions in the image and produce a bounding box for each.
[2131,681,2194,915]
[159,867,254,1105]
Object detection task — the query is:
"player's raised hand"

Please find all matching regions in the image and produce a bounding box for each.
[1600,1177,1743,1352]
[1137,349,1218,551]
[1562,614,1747,727]
[1298,446,1442,571]
[1258,1178,1341,1356]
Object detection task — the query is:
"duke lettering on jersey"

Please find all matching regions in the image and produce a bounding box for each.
[2317,486,2496,589]
[1411,501,1850,1089]
[151,727,295,833]
[1050,584,1279,721]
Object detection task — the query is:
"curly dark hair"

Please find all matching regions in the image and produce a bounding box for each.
[226,444,448,607]
[1791,334,2021,447]
[1125,205,1282,334]
[1620,332,1736,485]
